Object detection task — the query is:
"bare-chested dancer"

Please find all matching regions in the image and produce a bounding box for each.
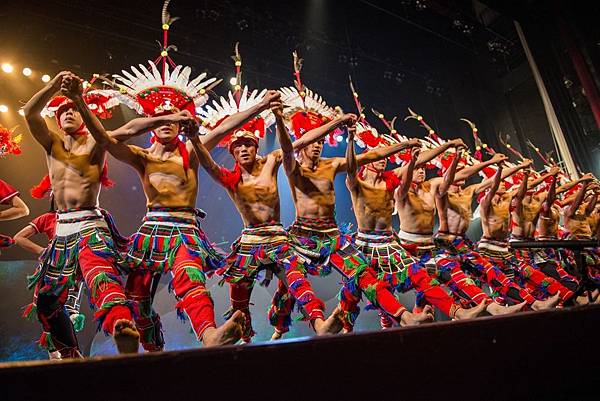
[23,72,139,357]
[279,115,435,333]
[477,167,580,305]
[560,177,600,289]
[346,127,487,328]
[395,141,520,315]
[191,95,344,341]
[532,172,594,292]
[63,72,246,349]
[436,154,559,311]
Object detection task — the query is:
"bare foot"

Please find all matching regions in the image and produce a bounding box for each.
[453,301,487,320]
[202,310,244,347]
[532,294,560,311]
[575,295,590,305]
[113,319,140,354]
[271,330,283,341]
[486,301,526,315]
[313,306,344,336]
[399,306,434,327]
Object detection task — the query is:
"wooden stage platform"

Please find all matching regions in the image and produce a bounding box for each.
[1,305,598,401]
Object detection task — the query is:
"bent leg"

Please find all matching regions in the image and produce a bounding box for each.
[125,270,164,351]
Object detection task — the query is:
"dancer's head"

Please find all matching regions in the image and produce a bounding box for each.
[57,105,85,135]
[413,167,426,183]
[229,131,259,168]
[300,139,325,163]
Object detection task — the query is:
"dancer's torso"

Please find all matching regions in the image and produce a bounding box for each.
[396,182,435,234]
[481,193,511,240]
[289,158,337,220]
[536,203,560,239]
[229,154,281,227]
[48,132,103,210]
[132,145,198,208]
[439,186,475,239]
[511,194,541,238]
[565,205,592,239]
[351,178,394,231]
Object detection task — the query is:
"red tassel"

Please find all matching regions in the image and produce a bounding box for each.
[150,134,189,171]
[218,164,242,192]
[30,175,52,199]
[100,161,114,188]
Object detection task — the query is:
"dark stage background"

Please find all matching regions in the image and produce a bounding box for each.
[0,0,599,361]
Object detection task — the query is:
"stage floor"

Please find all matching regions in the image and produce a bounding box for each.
[1,305,598,401]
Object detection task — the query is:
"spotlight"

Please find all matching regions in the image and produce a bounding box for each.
[18,109,25,116]
[229,77,237,86]
[0,105,8,113]
[41,74,51,83]
[1,63,13,73]
[22,67,32,76]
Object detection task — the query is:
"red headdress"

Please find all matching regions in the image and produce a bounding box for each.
[197,44,274,152]
[0,125,22,157]
[112,2,220,171]
[38,76,121,194]
[278,51,341,146]
[195,44,275,191]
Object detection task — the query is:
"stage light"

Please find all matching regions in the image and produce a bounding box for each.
[18,109,25,116]
[229,77,237,86]
[2,63,13,73]
[41,74,51,83]
[0,105,8,113]
[22,67,32,76]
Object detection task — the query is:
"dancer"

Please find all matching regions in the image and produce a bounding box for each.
[277,88,435,332]
[477,167,581,305]
[192,87,345,341]
[346,123,487,328]
[22,71,139,357]
[63,66,274,348]
[395,141,521,314]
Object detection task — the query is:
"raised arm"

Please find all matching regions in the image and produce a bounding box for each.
[0,195,29,221]
[396,147,420,202]
[526,166,560,191]
[352,139,420,169]
[475,158,532,194]
[345,124,358,191]
[454,153,508,182]
[565,180,591,218]
[61,74,144,169]
[416,138,465,167]
[291,114,356,152]
[436,148,462,197]
[182,120,224,184]
[512,169,530,212]
[201,90,280,151]
[23,71,69,152]
[110,113,195,142]
[481,164,503,215]
[556,173,595,196]
[540,174,557,218]
[584,187,598,217]
[272,99,295,174]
